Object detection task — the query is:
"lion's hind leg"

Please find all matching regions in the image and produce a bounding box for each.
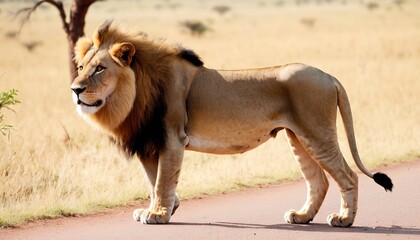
[294,131,358,227]
[284,129,329,224]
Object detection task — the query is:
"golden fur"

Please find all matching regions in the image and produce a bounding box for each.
[71,21,393,227]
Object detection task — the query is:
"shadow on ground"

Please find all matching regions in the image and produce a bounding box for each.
[170,221,420,236]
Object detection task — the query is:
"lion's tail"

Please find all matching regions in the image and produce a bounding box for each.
[334,79,393,192]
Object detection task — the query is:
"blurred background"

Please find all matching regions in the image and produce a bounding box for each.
[0,0,419,227]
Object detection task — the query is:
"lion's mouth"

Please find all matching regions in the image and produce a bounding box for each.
[77,99,103,107]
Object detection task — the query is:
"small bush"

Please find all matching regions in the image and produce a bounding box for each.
[366,2,379,11]
[0,89,20,137]
[213,5,231,15]
[300,18,316,28]
[181,21,211,37]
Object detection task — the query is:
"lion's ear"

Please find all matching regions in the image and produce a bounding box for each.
[74,37,93,64]
[109,42,136,66]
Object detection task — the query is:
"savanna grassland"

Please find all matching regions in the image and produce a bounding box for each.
[0,0,419,227]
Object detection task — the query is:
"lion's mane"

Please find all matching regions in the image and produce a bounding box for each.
[75,21,203,160]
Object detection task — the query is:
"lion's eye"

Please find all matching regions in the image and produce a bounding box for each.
[95,65,105,73]
[78,65,83,71]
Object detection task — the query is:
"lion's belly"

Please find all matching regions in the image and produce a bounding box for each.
[185,126,275,154]
[184,110,285,154]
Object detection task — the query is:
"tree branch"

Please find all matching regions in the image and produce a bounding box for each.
[15,0,102,81]
[16,0,70,35]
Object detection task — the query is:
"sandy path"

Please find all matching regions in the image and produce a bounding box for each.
[2,160,420,240]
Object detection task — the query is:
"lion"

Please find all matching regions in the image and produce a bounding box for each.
[71,20,393,227]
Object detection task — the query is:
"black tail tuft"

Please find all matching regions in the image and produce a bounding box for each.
[373,172,393,192]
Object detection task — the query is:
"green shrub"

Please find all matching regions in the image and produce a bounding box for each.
[0,89,20,137]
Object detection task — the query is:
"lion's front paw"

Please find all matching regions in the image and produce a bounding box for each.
[284,209,313,224]
[172,194,180,216]
[133,208,171,224]
[327,213,353,227]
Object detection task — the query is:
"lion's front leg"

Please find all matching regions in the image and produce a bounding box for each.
[133,82,189,224]
[135,154,181,220]
[136,155,158,214]
[133,145,184,224]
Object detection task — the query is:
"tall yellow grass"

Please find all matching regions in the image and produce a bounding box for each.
[0,0,419,226]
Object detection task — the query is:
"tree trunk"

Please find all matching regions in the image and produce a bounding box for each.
[67,36,78,81]
[67,0,97,81]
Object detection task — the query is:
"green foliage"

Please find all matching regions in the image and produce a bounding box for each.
[0,89,20,136]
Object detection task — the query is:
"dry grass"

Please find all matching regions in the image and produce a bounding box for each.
[0,0,419,227]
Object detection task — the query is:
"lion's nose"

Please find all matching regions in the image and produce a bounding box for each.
[71,87,86,95]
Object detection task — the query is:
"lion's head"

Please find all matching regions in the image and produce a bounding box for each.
[71,21,137,130]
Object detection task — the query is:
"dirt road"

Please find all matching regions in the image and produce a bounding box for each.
[2,160,420,240]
